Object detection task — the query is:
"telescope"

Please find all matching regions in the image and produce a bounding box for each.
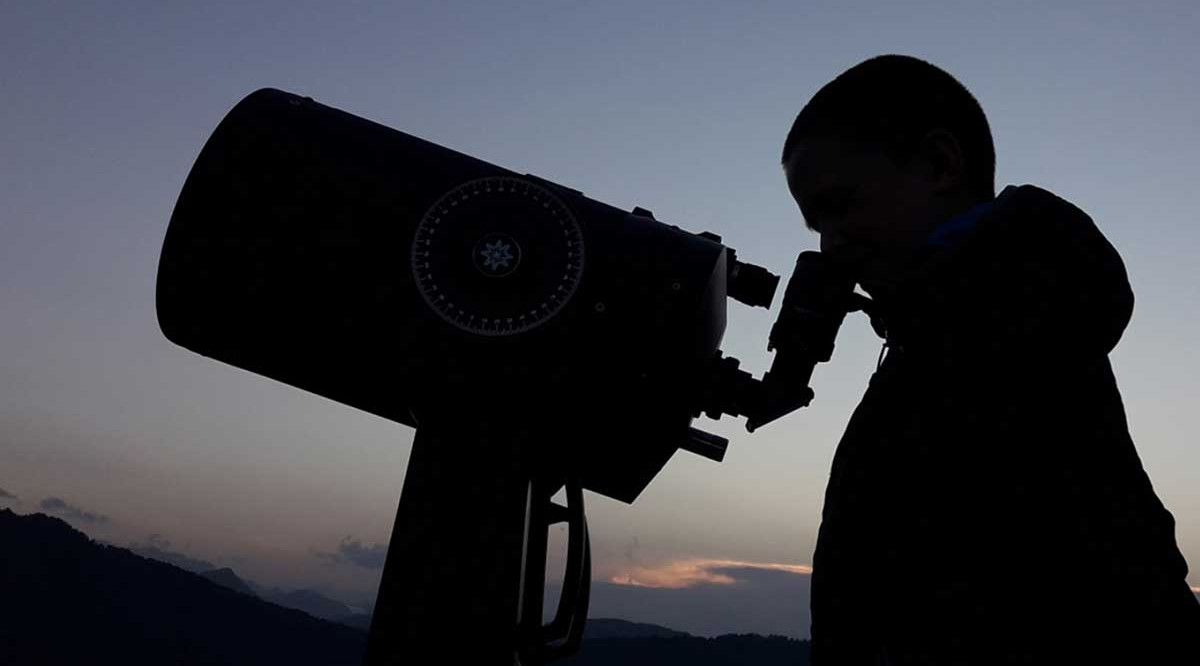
[156,89,854,664]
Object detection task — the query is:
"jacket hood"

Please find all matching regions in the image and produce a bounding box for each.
[872,185,1133,361]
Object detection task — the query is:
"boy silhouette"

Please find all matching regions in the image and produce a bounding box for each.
[782,55,1199,664]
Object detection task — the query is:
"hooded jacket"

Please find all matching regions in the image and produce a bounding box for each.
[810,185,1200,664]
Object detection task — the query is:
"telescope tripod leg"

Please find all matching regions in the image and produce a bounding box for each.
[364,423,537,665]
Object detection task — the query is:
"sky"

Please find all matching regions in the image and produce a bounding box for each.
[2,1,1199,638]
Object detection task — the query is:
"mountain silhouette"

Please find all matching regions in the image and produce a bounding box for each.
[133,539,370,626]
[200,566,257,596]
[334,612,374,632]
[560,633,810,665]
[0,509,366,665]
[128,542,218,572]
[254,585,358,621]
[0,509,812,664]
[582,618,689,639]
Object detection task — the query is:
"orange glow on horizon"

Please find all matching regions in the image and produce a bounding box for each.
[608,558,813,589]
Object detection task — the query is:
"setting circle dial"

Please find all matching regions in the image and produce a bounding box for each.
[412,176,585,336]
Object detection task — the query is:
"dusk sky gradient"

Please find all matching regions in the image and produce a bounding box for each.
[3,2,1199,636]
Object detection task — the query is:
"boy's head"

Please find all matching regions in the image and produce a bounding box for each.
[781,55,995,296]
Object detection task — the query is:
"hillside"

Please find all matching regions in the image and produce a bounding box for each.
[0,509,811,664]
[561,633,810,665]
[0,509,366,665]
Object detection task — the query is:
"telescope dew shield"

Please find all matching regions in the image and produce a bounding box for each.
[157,88,739,502]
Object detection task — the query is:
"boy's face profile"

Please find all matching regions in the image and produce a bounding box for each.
[784,132,966,299]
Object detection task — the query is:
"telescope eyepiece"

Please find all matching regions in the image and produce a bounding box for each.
[721,246,780,309]
[728,259,780,309]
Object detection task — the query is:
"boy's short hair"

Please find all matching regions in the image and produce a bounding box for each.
[782,55,996,202]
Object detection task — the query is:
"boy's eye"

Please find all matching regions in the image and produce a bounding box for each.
[804,185,857,231]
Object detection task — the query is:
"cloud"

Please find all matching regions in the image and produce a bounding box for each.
[38,497,110,524]
[607,557,812,589]
[547,565,814,639]
[313,536,388,569]
[0,486,17,502]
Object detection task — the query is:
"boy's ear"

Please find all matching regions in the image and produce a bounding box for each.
[918,128,966,194]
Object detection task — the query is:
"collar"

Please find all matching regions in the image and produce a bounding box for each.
[866,187,1013,345]
[924,195,1000,250]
